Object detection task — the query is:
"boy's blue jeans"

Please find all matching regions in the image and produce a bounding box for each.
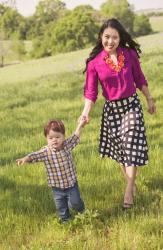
[52,182,85,221]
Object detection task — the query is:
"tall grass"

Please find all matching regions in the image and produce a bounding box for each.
[0,30,163,249]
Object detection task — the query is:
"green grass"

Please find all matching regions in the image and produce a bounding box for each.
[0,31,163,249]
[150,16,163,32]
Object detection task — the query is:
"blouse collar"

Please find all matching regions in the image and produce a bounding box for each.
[101,46,122,57]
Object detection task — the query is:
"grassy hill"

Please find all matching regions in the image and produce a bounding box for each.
[150,15,163,32]
[136,8,163,14]
[0,27,163,249]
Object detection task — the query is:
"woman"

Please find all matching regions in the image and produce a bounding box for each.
[79,18,156,209]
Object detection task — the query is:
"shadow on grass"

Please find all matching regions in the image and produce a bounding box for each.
[147,121,163,130]
[100,191,161,223]
[0,172,162,228]
[146,177,163,191]
[81,176,162,222]
[0,176,56,219]
[1,61,21,67]
[1,141,162,224]
[1,138,162,223]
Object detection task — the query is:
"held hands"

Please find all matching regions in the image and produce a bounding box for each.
[78,115,88,128]
[75,115,89,137]
[147,98,156,114]
[78,115,90,127]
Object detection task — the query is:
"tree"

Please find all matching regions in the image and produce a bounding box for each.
[25,15,44,39]
[50,7,100,54]
[30,35,52,58]
[31,6,100,57]
[35,0,66,24]
[73,5,105,25]
[0,3,9,16]
[0,32,6,67]
[100,0,135,34]
[0,32,13,67]
[11,40,26,60]
[25,0,68,39]
[133,14,152,37]
[0,4,26,39]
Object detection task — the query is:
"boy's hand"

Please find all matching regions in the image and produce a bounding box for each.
[75,116,88,137]
[16,156,29,166]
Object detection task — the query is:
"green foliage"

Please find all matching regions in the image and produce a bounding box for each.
[67,209,100,231]
[147,11,163,17]
[26,0,68,39]
[31,6,100,58]
[0,5,26,39]
[0,32,19,66]
[100,0,135,34]
[11,40,26,59]
[35,0,66,24]
[50,9,99,54]
[0,1,67,40]
[133,14,152,37]
[30,36,51,58]
[0,32,28,66]
[73,5,105,25]
[0,31,5,67]
[29,20,54,58]
[0,3,9,16]
[0,1,160,61]
[25,15,44,39]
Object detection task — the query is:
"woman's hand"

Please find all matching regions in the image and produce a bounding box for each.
[141,86,156,115]
[78,116,88,127]
[147,98,156,114]
[78,114,90,124]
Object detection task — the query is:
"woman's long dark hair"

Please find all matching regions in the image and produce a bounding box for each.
[83,18,141,73]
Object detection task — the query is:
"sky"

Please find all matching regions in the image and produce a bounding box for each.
[1,0,163,17]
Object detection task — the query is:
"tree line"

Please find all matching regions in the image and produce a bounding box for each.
[0,0,153,61]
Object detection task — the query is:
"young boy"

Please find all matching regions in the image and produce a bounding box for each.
[16,118,87,222]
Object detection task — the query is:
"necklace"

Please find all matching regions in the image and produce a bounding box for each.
[104,51,125,72]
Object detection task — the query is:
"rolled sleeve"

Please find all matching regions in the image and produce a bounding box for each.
[84,60,98,103]
[28,147,47,163]
[64,134,80,151]
[131,49,148,90]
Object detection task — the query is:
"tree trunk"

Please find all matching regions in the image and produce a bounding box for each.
[0,56,4,67]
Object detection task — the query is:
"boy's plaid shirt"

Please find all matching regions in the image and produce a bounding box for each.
[28,134,80,189]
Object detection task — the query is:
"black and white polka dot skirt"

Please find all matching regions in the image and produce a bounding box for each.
[99,93,148,167]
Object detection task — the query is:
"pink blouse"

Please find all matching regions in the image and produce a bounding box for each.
[84,47,148,102]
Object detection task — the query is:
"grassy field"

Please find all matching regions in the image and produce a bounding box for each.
[150,16,163,32]
[0,21,163,249]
